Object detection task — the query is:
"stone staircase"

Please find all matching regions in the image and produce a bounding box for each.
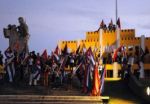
[0,82,109,104]
[0,95,109,104]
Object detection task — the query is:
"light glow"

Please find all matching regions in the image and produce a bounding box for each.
[146,86,150,96]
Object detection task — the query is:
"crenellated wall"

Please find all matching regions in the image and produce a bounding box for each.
[60,40,78,52]
[86,31,99,40]
[120,29,135,38]
[59,28,150,54]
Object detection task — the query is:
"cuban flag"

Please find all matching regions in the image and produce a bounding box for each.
[100,66,106,94]
[86,47,95,66]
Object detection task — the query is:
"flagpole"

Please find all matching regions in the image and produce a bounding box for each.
[116,0,120,48]
[113,0,120,78]
[116,0,118,25]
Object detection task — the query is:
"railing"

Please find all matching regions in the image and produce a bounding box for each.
[105,64,150,79]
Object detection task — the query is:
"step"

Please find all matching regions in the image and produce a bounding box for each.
[0,95,109,104]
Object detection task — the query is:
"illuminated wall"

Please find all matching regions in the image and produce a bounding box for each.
[59,27,150,53]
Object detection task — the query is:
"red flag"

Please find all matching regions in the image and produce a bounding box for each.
[53,45,60,61]
[117,18,121,29]
[54,45,59,55]
[91,65,100,96]
[42,49,48,61]
[113,46,122,62]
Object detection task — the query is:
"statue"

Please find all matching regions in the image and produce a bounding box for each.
[3,17,29,54]
[18,17,29,37]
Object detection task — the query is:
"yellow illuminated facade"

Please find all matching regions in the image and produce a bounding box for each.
[58,23,150,55]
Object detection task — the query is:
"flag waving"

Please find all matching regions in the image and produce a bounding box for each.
[76,45,80,54]
[100,20,104,28]
[117,18,121,29]
[54,45,60,55]
[53,45,60,61]
[62,44,68,55]
[100,66,106,94]
[42,49,48,61]
[91,63,100,96]
[86,47,95,66]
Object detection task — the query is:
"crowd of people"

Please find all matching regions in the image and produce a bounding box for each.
[0,45,105,95]
[0,44,149,95]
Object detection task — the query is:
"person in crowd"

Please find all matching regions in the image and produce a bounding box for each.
[43,64,50,87]
[0,51,3,66]
[69,53,75,74]
[0,51,4,81]
[5,47,15,82]
[32,51,37,65]
[29,60,41,86]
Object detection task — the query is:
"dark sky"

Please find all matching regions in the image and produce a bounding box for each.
[0,0,150,53]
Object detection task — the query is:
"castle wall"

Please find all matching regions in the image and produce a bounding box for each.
[80,39,99,50]
[145,38,150,50]
[59,28,150,54]
[102,30,116,46]
[120,37,140,46]
[60,40,77,52]
[120,29,135,38]
[86,31,99,40]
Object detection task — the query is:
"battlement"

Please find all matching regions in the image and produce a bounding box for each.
[121,37,140,40]
[86,29,135,34]
[103,30,116,33]
[121,29,135,32]
[86,31,99,34]
[61,40,77,44]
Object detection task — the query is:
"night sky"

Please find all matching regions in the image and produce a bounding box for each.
[0,0,150,53]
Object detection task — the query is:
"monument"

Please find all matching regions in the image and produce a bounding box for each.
[3,17,29,54]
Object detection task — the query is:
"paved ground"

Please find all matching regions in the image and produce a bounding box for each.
[0,81,84,96]
[103,80,146,104]
[0,78,148,104]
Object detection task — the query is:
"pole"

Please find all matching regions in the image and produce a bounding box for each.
[116,0,120,48]
[116,0,118,25]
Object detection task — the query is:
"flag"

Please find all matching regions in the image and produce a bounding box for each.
[100,66,106,94]
[76,45,80,54]
[113,46,122,62]
[54,45,60,55]
[117,18,121,29]
[42,49,48,61]
[100,20,104,28]
[62,44,68,55]
[91,65,100,96]
[110,19,113,26]
[86,66,92,92]
[83,63,92,93]
[80,43,86,53]
[53,45,60,61]
[93,43,98,59]
[59,55,68,72]
[86,47,95,66]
